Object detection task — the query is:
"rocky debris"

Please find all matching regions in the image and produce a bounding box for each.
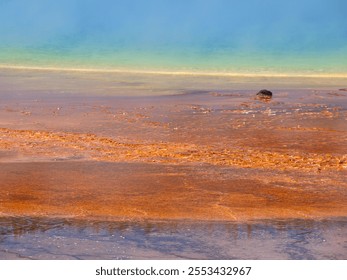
[256,89,273,99]
[338,88,347,91]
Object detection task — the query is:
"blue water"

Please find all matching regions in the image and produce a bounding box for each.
[0,0,347,75]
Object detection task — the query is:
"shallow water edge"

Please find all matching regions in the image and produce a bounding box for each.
[0,216,346,260]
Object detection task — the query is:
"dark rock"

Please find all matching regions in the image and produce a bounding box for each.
[339,88,347,91]
[256,89,273,99]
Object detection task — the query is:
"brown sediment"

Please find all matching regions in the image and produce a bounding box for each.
[0,127,346,171]
[0,77,347,221]
[0,162,346,221]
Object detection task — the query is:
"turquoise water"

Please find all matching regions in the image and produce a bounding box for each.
[1,0,347,76]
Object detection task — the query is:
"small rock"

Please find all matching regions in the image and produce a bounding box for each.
[256,89,273,99]
[338,88,347,91]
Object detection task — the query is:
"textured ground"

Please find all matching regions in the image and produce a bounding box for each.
[1,84,346,221]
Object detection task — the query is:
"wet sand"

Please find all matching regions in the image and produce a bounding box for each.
[0,69,346,258]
